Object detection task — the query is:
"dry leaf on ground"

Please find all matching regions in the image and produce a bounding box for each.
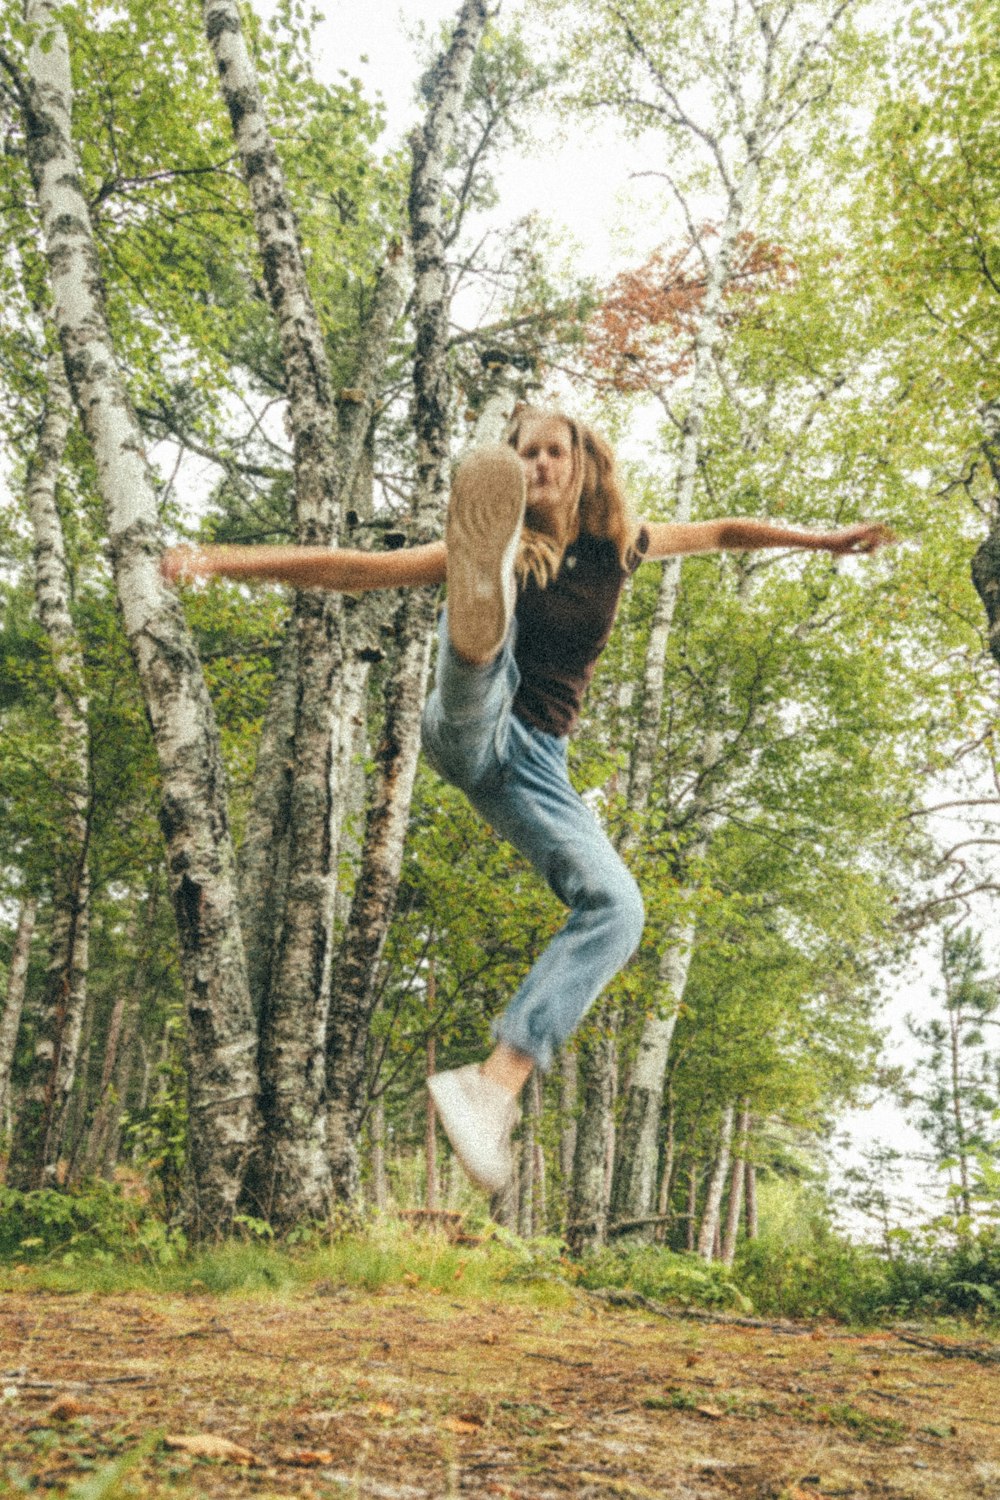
[274,1448,335,1466]
[164,1433,257,1464]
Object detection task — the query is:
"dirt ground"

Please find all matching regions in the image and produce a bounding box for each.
[1,1286,998,1498]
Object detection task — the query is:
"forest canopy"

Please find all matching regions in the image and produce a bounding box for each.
[0,0,998,1311]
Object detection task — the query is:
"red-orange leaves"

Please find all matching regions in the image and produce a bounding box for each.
[586,230,794,394]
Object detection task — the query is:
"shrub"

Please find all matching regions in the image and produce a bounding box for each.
[0,1180,183,1265]
[577,1245,751,1311]
[882,1225,1000,1318]
[735,1231,890,1323]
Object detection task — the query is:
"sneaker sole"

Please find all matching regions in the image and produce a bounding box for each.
[428,1070,514,1194]
[446,447,525,665]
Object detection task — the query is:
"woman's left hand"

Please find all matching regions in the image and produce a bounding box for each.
[824,522,897,555]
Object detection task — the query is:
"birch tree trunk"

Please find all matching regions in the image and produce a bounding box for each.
[19,0,258,1233]
[7,348,90,1187]
[79,882,159,1181]
[532,1072,547,1231]
[325,0,488,1201]
[0,896,38,1154]
[697,1103,736,1261]
[370,1092,388,1210]
[685,1162,698,1252]
[575,0,848,1254]
[202,0,350,1222]
[237,254,407,1027]
[559,1045,578,1202]
[568,1028,615,1253]
[744,1159,758,1240]
[518,1096,536,1238]
[99,1017,138,1179]
[654,1083,676,1243]
[720,1101,751,1266]
[571,167,756,1255]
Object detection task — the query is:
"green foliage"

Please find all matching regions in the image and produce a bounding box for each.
[881,1224,1000,1318]
[577,1246,750,1311]
[736,1230,890,1324]
[124,1008,188,1219]
[0,1181,183,1265]
[733,1177,891,1322]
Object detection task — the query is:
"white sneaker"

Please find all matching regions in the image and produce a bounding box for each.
[446,447,525,665]
[428,1064,519,1193]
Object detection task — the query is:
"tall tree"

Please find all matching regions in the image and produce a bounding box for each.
[908,927,1000,1223]
[0,897,38,1152]
[6,349,91,1186]
[7,0,259,1234]
[565,0,861,1249]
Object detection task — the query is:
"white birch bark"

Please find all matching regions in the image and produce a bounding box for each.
[685,1162,699,1251]
[720,1100,751,1265]
[325,0,488,1200]
[577,0,849,1254]
[370,1092,388,1210]
[238,257,408,1028]
[518,1089,536,1238]
[572,154,756,1257]
[532,1071,547,1231]
[202,0,347,1222]
[7,347,92,1185]
[654,1082,676,1242]
[610,924,696,1231]
[0,897,38,1148]
[202,1,413,1217]
[20,0,257,1232]
[697,1101,736,1261]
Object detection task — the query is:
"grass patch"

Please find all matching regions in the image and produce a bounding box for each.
[0,1215,577,1309]
[820,1402,907,1445]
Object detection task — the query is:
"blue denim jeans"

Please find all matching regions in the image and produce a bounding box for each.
[420,609,645,1071]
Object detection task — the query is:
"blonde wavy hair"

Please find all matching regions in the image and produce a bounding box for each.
[505,406,640,589]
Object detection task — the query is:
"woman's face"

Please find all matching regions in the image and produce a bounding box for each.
[516,417,576,523]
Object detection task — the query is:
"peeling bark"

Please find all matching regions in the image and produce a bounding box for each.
[21,0,257,1233]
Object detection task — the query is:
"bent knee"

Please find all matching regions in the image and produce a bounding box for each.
[615,876,645,954]
[586,869,644,956]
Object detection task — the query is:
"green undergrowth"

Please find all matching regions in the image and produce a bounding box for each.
[2,1182,999,1329]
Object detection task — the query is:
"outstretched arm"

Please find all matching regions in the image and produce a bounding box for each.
[162,540,448,592]
[644,519,896,560]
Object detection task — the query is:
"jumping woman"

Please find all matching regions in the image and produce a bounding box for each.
[163,408,892,1193]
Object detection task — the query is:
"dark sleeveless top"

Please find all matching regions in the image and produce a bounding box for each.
[512,525,649,737]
